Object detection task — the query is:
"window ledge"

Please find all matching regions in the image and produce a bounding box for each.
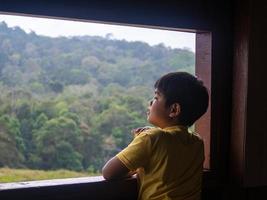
[0,176,138,200]
[0,176,105,190]
[0,171,218,199]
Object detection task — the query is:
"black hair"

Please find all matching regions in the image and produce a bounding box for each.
[154,72,209,127]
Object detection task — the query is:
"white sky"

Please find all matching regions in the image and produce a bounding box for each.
[0,14,195,52]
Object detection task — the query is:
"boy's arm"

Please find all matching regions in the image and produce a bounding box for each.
[102,156,133,180]
[103,129,152,180]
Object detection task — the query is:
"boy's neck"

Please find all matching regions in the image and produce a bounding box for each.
[158,121,184,129]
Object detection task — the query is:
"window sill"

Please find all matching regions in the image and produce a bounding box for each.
[0,176,138,200]
[0,171,219,199]
[0,176,105,190]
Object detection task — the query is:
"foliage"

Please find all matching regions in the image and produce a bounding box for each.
[0,21,195,173]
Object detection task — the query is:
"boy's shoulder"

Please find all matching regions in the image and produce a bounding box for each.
[148,126,204,145]
[138,126,189,136]
[134,127,162,141]
[139,127,163,136]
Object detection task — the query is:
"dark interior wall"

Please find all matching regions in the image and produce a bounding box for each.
[231,0,250,187]
[231,0,267,188]
[245,0,267,186]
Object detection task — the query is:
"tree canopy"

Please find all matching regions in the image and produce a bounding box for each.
[0,21,194,172]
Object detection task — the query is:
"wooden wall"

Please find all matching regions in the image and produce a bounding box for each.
[231,0,267,187]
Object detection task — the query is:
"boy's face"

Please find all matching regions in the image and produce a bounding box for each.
[147,89,172,128]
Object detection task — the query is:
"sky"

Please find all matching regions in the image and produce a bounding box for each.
[0,14,195,52]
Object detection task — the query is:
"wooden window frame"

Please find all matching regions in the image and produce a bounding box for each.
[0,0,234,198]
[195,32,211,170]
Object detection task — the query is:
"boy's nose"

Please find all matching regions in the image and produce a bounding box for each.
[149,99,153,106]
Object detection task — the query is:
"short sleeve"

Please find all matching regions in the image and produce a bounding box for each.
[116,132,151,171]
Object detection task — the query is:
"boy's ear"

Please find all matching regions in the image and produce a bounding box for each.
[169,103,181,118]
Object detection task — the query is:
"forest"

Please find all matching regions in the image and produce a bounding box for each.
[0,21,194,173]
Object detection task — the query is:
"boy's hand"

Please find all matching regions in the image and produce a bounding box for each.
[131,126,152,137]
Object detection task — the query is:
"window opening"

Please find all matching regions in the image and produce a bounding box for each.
[0,14,211,183]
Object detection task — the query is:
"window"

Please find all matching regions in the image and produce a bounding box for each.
[0,14,212,184]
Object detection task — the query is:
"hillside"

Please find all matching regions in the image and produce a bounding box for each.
[0,21,195,172]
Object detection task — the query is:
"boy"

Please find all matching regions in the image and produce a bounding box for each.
[102,72,209,200]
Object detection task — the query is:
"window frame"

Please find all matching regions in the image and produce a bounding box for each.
[195,31,212,170]
[0,0,234,197]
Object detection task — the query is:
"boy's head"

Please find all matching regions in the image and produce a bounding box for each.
[150,72,209,127]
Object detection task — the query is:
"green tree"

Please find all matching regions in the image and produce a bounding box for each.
[34,116,83,170]
[0,115,25,167]
[0,115,25,153]
[55,141,83,171]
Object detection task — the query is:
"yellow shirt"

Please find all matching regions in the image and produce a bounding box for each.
[116,126,204,200]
